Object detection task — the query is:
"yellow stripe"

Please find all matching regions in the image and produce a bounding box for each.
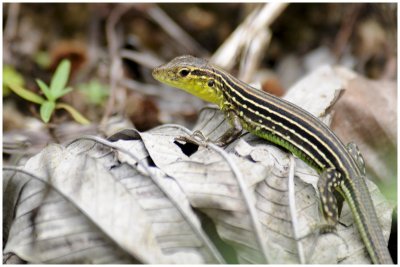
[228,93,328,169]
[209,69,349,175]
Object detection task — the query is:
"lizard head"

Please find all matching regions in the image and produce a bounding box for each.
[152,55,224,106]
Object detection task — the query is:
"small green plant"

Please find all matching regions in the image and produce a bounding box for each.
[6,59,90,124]
[78,79,109,105]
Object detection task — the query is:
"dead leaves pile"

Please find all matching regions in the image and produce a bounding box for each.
[3,66,394,264]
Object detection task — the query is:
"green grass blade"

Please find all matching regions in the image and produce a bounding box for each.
[7,83,45,104]
[36,79,53,101]
[40,101,56,123]
[53,87,73,99]
[50,59,71,96]
[56,103,90,125]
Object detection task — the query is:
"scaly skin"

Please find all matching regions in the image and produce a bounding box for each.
[152,55,393,264]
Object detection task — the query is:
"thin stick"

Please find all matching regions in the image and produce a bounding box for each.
[4,3,20,63]
[211,3,288,69]
[238,28,271,82]
[146,4,207,56]
[120,49,164,69]
[333,4,362,60]
[119,78,161,96]
[288,155,306,263]
[101,4,134,128]
[4,3,20,41]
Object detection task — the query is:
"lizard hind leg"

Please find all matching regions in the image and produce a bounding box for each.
[346,142,366,176]
[318,168,343,228]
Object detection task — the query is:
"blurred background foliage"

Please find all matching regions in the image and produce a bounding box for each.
[3,3,396,128]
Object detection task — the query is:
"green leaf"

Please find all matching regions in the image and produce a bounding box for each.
[36,79,53,101]
[40,101,56,123]
[50,59,71,96]
[56,103,90,125]
[53,86,73,99]
[7,83,45,104]
[3,65,25,96]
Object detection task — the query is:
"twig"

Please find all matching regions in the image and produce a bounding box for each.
[101,4,134,129]
[146,4,208,56]
[120,49,164,69]
[4,3,20,64]
[238,28,271,82]
[119,78,161,96]
[211,3,288,70]
[333,4,363,60]
[4,3,20,41]
[74,4,103,84]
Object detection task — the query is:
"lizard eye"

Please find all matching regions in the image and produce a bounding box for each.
[179,68,190,77]
[208,79,215,87]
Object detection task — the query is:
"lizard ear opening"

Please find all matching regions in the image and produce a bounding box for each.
[207,79,215,87]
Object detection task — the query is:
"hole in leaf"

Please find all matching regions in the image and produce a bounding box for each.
[174,140,199,157]
[147,157,156,167]
[389,210,397,263]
